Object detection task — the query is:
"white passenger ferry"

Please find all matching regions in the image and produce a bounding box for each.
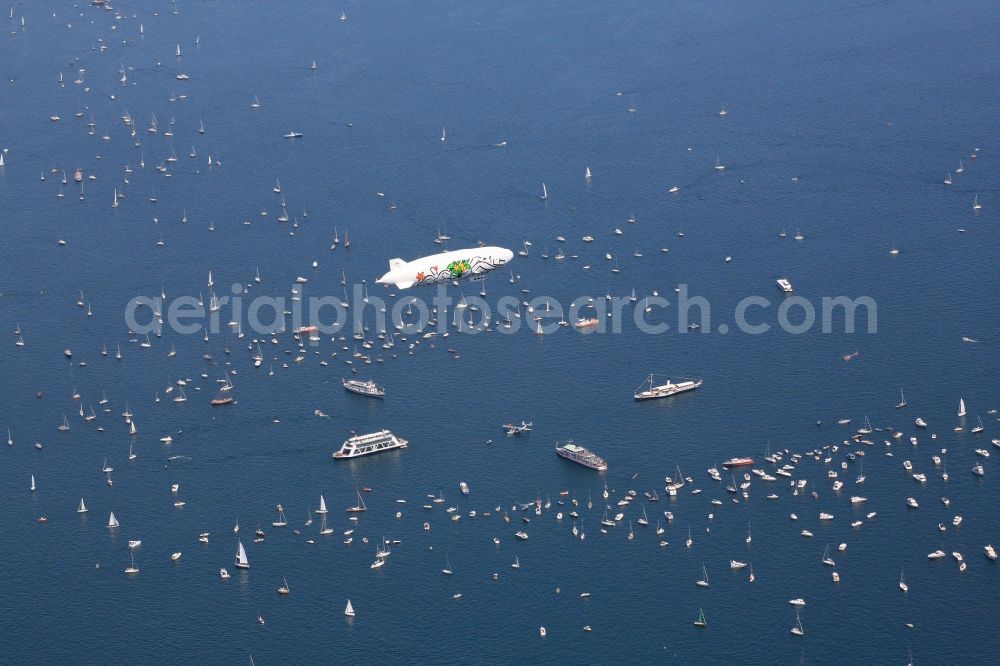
[333,430,408,459]
[342,377,385,398]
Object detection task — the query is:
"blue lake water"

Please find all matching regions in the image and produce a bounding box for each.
[1,1,998,663]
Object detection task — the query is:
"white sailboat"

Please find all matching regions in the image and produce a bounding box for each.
[696,563,709,587]
[790,611,805,636]
[344,599,355,617]
[347,490,367,513]
[108,511,119,528]
[235,540,249,569]
[77,498,88,513]
[958,398,967,417]
[319,514,333,535]
[896,388,907,408]
[30,474,36,492]
[540,182,548,201]
[317,495,328,514]
[319,513,333,536]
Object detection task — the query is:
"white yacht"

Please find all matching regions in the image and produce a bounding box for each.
[634,375,702,401]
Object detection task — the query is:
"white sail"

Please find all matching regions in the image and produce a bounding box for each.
[78,498,87,513]
[318,495,328,513]
[30,474,36,492]
[344,599,354,616]
[108,511,119,528]
[235,540,249,568]
[958,398,967,417]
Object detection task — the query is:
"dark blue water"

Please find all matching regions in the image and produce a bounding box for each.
[2,1,999,663]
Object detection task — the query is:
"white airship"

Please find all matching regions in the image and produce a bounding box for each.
[376,246,514,289]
